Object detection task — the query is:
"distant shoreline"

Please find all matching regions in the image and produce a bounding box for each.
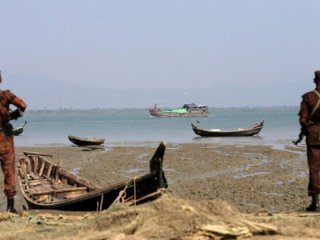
[25,106,299,113]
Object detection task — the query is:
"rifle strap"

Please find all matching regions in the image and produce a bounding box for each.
[310,90,320,120]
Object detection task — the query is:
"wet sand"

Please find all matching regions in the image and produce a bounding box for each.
[9,142,308,213]
[0,142,317,239]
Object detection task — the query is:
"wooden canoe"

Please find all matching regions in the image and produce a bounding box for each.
[191,120,264,137]
[17,142,168,211]
[68,135,105,146]
[13,120,27,136]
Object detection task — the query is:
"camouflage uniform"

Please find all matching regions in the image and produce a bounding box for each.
[299,70,320,211]
[300,88,320,196]
[0,90,26,199]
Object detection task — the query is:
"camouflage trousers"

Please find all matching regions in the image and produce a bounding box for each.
[0,133,16,199]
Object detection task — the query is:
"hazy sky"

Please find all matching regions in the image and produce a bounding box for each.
[1,0,319,109]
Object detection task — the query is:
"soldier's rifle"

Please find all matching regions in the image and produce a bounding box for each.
[293,129,304,145]
[294,90,320,146]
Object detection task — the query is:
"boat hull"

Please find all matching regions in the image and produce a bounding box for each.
[68,135,105,146]
[149,110,208,117]
[18,142,168,211]
[191,121,264,137]
[12,127,24,136]
[13,121,27,136]
[22,173,163,211]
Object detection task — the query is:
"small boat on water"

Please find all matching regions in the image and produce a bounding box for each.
[191,120,264,137]
[68,135,105,146]
[149,103,208,117]
[17,142,168,211]
[13,120,27,136]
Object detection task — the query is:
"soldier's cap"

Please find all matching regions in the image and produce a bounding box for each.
[314,70,320,81]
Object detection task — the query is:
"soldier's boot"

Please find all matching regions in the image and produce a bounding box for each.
[6,198,17,213]
[306,195,320,212]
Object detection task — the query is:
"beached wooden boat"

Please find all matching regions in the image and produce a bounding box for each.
[17,142,168,211]
[68,135,105,146]
[149,103,208,117]
[191,120,264,137]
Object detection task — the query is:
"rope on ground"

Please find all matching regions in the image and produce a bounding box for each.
[109,179,166,209]
[126,189,164,206]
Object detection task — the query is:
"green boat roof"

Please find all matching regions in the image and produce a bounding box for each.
[162,108,188,113]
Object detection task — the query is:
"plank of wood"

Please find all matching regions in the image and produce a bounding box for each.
[55,186,88,193]
[46,164,53,178]
[38,161,45,176]
[23,151,53,157]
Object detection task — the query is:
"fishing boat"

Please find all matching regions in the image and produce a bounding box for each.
[13,120,27,136]
[17,142,168,211]
[149,103,208,117]
[191,120,264,137]
[68,135,105,146]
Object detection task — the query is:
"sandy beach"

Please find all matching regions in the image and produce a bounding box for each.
[0,142,319,239]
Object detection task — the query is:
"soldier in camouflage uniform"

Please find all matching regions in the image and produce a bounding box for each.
[0,71,27,213]
[299,70,320,211]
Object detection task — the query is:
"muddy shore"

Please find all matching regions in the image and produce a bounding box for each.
[10,142,309,213]
[0,142,318,239]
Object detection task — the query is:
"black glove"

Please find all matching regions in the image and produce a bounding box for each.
[9,108,23,120]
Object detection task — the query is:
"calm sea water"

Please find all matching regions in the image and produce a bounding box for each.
[13,107,301,149]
